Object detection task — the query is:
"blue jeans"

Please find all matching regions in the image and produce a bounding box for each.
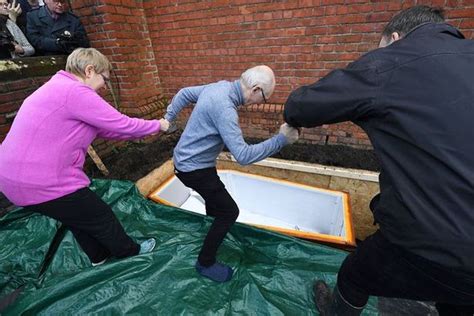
[337,230,474,315]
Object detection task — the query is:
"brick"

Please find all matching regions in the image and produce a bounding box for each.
[96,5,116,14]
[0,91,27,104]
[6,79,34,91]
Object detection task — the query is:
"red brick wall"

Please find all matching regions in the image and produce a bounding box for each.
[145,0,474,148]
[1,1,473,152]
[72,0,165,117]
[71,0,167,155]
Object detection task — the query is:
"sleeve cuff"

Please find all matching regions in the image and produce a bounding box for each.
[156,119,161,133]
[276,133,288,147]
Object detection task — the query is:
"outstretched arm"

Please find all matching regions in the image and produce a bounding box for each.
[284,58,380,128]
[215,107,289,166]
[67,85,160,139]
[164,85,207,122]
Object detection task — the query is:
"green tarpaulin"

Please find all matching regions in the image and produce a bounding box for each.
[0,179,377,315]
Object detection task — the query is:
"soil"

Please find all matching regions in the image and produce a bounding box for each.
[84,132,184,182]
[84,132,380,182]
[1,133,380,212]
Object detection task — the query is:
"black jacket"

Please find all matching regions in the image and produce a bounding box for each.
[16,0,32,33]
[284,23,474,274]
[26,6,89,55]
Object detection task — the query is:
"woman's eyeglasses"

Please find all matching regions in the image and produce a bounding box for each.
[99,73,111,84]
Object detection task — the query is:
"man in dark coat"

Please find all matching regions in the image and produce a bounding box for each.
[284,5,474,316]
[26,0,88,55]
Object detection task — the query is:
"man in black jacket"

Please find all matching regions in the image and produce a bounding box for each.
[284,6,474,316]
[26,0,89,55]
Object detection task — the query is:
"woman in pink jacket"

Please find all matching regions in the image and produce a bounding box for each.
[0,48,169,266]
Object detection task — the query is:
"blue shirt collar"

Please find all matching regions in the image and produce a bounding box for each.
[231,80,245,107]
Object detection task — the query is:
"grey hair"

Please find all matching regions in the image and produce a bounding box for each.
[240,65,275,96]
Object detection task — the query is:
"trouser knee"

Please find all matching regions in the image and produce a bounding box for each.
[211,194,239,224]
[215,207,239,227]
[228,205,239,222]
[222,202,239,224]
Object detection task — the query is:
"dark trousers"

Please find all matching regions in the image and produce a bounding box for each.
[175,167,239,267]
[25,187,139,263]
[337,230,474,315]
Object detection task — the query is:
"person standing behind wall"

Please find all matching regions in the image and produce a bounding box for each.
[162,65,299,283]
[284,5,474,316]
[0,0,34,58]
[0,48,170,266]
[26,0,88,55]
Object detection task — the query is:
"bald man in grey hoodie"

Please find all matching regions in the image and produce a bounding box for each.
[162,65,298,282]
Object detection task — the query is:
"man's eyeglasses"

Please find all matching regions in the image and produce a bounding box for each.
[260,88,268,103]
[52,0,67,4]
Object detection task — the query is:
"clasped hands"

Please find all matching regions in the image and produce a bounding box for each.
[279,123,300,144]
[158,118,170,133]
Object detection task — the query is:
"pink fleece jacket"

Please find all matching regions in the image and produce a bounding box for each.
[0,71,160,206]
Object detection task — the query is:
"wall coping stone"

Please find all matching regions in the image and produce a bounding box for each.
[0,56,66,82]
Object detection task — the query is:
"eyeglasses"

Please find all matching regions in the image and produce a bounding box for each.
[260,88,268,103]
[51,0,67,5]
[99,73,111,84]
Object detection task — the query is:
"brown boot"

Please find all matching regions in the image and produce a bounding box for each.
[313,280,364,316]
[314,280,334,316]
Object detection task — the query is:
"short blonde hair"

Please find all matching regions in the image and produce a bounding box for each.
[66,48,112,78]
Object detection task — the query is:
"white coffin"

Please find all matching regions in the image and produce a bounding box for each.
[149,170,354,246]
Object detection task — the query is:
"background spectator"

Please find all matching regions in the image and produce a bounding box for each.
[26,0,88,55]
[0,0,34,59]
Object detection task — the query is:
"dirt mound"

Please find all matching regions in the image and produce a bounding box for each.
[84,134,380,182]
